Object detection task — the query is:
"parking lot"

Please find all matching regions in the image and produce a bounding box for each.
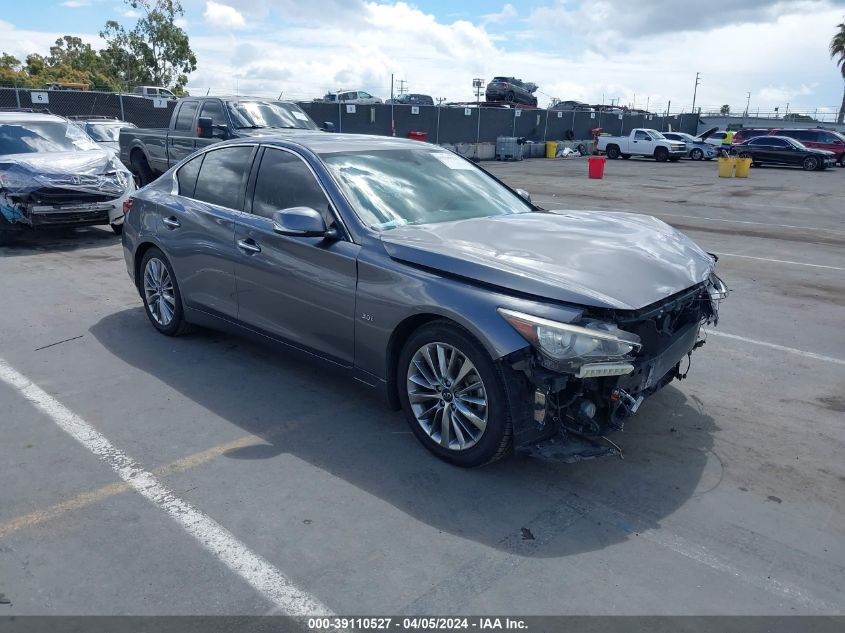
[0,157,843,616]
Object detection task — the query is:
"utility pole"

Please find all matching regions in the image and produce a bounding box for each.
[390,74,394,101]
[744,91,751,117]
[436,97,446,105]
[785,102,790,118]
[472,78,484,104]
[691,72,701,114]
[397,79,408,96]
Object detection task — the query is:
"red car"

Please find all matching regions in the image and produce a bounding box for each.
[731,128,772,144]
[769,128,845,167]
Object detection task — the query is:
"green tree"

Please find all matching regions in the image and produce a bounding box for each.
[0,52,26,87]
[720,104,730,115]
[101,0,196,92]
[831,20,845,124]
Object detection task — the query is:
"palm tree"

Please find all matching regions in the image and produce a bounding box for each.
[831,21,845,123]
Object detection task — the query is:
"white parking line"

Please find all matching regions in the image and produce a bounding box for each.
[714,252,845,271]
[0,358,333,616]
[708,332,845,366]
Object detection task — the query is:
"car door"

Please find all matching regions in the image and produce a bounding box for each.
[633,130,654,154]
[195,99,229,151]
[766,137,796,164]
[233,146,359,365]
[157,145,256,319]
[168,100,199,166]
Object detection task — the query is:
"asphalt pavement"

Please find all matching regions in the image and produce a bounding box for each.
[0,156,842,616]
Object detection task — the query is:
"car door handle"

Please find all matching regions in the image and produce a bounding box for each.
[162,216,181,229]
[237,238,261,254]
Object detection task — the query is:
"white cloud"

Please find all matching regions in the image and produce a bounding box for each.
[203,1,247,30]
[483,3,518,25]
[62,0,91,7]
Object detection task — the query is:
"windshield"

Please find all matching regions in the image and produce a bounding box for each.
[85,122,131,142]
[226,101,317,130]
[644,129,666,139]
[322,148,533,231]
[0,120,99,154]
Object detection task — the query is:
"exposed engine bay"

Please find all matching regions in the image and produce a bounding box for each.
[508,273,728,463]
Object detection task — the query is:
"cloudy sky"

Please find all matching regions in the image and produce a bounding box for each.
[2,0,845,113]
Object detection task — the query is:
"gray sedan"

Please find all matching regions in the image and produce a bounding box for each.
[121,134,726,467]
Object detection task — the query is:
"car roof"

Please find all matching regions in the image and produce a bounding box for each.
[0,112,66,123]
[218,132,436,155]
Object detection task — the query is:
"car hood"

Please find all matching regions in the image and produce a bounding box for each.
[695,126,720,141]
[380,211,715,311]
[0,150,131,196]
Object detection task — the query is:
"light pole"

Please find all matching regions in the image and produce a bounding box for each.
[691,72,701,114]
[744,91,751,117]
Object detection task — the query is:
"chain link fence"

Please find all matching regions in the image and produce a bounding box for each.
[2,86,699,144]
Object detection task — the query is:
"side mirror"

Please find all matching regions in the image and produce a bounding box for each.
[516,188,531,203]
[196,116,213,139]
[272,207,329,238]
[322,121,335,132]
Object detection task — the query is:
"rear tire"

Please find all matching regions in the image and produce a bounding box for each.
[621,154,631,159]
[839,155,845,168]
[606,145,620,159]
[111,223,123,236]
[397,321,515,467]
[139,247,192,337]
[0,215,19,246]
[130,152,155,187]
[506,91,515,103]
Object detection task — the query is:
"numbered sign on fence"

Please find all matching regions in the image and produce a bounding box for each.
[618,114,623,120]
[514,109,521,117]
[152,98,168,108]
[30,92,49,104]
[590,112,595,119]
[464,108,472,116]
[346,104,356,114]
[411,106,419,115]
[557,111,563,118]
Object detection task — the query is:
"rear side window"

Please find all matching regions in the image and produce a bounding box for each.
[174,102,198,131]
[193,146,254,210]
[251,148,333,224]
[176,154,204,198]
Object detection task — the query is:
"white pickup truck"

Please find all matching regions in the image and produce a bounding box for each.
[596,128,687,162]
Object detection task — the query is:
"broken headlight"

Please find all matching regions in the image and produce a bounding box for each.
[498,308,641,372]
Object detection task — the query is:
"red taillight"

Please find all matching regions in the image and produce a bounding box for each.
[123,197,134,216]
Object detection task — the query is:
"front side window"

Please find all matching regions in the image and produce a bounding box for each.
[147,88,159,96]
[192,146,254,209]
[0,119,99,154]
[174,102,198,131]
[199,100,227,129]
[768,138,790,147]
[252,149,333,224]
[634,131,650,140]
[322,148,533,231]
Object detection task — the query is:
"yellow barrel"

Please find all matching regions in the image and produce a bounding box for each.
[734,157,752,178]
[718,157,735,178]
[546,141,558,159]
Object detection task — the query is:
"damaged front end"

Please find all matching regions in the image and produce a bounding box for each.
[0,154,133,232]
[503,273,728,463]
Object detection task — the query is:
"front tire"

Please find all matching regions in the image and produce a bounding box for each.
[690,148,704,161]
[140,247,191,336]
[0,215,18,246]
[802,156,819,171]
[398,322,513,467]
[654,147,668,162]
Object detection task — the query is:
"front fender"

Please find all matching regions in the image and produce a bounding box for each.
[354,248,583,381]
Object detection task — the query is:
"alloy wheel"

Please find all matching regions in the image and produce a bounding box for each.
[406,342,488,451]
[143,257,176,326]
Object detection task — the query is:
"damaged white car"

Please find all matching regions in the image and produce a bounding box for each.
[0,111,135,246]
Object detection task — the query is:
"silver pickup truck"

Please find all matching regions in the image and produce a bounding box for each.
[596,128,687,162]
[119,96,326,186]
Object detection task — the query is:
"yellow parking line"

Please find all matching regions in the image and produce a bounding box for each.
[0,434,261,539]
